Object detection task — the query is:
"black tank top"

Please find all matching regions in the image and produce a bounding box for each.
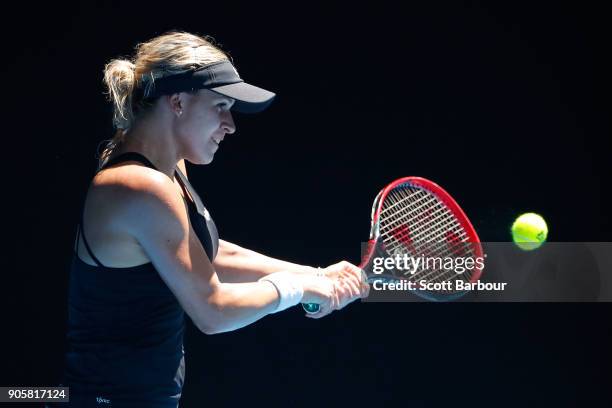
[60,152,218,407]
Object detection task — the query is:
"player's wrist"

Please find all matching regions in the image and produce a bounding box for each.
[259,271,304,313]
[298,266,323,275]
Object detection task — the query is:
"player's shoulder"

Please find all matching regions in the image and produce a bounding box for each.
[90,162,182,219]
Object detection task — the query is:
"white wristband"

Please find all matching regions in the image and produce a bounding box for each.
[259,271,304,313]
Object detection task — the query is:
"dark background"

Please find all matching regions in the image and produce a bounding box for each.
[2,0,610,406]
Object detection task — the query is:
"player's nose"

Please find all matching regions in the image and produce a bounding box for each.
[221,111,236,134]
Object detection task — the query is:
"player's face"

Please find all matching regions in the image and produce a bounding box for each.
[176,89,236,165]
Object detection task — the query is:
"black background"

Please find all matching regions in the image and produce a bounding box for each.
[2,0,611,406]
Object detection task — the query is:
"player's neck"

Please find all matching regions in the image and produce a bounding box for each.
[117,120,179,178]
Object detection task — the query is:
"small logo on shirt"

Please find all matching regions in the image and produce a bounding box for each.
[96,396,111,404]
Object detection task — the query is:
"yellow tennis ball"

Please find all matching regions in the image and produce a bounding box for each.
[511,212,548,251]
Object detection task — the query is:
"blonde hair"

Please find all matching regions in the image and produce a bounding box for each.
[99,30,230,168]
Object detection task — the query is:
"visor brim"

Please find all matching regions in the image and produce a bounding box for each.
[211,82,276,114]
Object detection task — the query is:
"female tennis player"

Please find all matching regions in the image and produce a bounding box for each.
[51,31,368,407]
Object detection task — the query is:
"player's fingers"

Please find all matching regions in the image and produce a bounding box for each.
[339,280,363,310]
[339,263,358,276]
[359,269,370,298]
[361,280,370,298]
[337,267,357,283]
[344,266,366,290]
[358,272,369,298]
[337,261,361,276]
[332,284,342,310]
[333,284,352,310]
[344,272,366,298]
[340,277,361,299]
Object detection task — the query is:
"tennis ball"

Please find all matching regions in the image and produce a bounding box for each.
[511,212,548,251]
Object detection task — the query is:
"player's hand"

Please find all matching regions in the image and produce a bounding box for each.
[305,261,370,319]
[300,274,339,317]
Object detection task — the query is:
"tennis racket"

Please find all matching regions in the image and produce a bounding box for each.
[302,177,484,313]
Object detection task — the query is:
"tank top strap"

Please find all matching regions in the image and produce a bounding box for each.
[78,222,106,267]
[174,167,206,215]
[79,152,159,268]
[174,167,219,261]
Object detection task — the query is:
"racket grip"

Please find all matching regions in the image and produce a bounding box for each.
[301,267,325,314]
[302,303,320,314]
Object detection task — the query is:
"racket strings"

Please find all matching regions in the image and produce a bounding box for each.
[392,231,474,284]
[381,189,469,283]
[379,191,440,237]
[382,198,443,236]
[381,189,452,233]
[381,189,457,245]
[377,186,477,288]
[384,189,474,280]
[387,204,455,243]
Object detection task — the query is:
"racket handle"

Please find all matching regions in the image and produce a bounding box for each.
[302,303,320,314]
[301,267,325,314]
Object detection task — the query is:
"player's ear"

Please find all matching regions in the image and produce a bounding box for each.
[166,93,184,117]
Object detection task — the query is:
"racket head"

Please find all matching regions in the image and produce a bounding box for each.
[302,176,484,313]
[363,177,484,301]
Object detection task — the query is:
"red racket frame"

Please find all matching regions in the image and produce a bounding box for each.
[360,177,484,283]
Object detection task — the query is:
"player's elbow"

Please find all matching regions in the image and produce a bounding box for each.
[197,322,224,335]
[195,287,234,335]
[195,311,226,335]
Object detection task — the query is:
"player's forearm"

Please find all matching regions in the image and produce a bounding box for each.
[201,276,298,334]
[213,239,317,282]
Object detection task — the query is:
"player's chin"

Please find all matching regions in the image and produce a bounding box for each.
[190,150,215,165]
[202,154,215,165]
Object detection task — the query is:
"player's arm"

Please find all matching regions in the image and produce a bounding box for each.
[112,168,339,334]
[213,241,370,317]
[173,161,367,312]
[213,240,318,283]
